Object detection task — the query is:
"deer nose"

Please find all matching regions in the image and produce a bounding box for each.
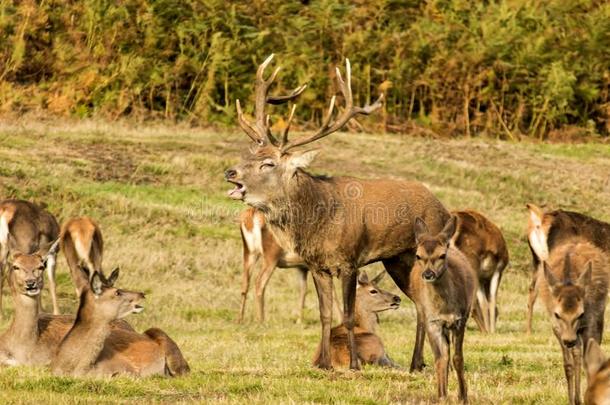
[422,270,436,281]
[563,339,577,348]
[224,168,237,180]
[393,295,401,304]
[26,280,37,288]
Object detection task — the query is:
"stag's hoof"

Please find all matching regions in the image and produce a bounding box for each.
[409,362,426,373]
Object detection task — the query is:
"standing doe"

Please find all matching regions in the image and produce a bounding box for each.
[224,54,450,371]
[526,204,610,333]
[410,216,476,403]
[313,271,401,368]
[539,239,609,405]
[452,210,509,333]
[0,199,60,316]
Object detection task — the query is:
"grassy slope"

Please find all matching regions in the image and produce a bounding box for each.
[0,120,609,404]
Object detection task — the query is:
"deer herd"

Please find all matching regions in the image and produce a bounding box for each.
[0,55,607,404]
[225,55,610,404]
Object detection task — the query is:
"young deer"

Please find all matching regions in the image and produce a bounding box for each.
[539,240,609,405]
[452,210,509,333]
[0,199,60,316]
[313,271,401,368]
[584,339,610,405]
[526,204,610,333]
[225,55,450,371]
[52,270,190,377]
[60,216,106,294]
[410,217,476,403]
[239,207,308,323]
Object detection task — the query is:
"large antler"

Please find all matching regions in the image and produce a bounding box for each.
[280,59,384,152]
[235,54,307,146]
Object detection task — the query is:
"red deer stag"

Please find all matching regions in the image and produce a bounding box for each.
[452,210,509,333]
[0,199,60,316]
[410,217,476,403]
[539,239,609,405]
[224,55,450,370]
[313,271,401,368]
[526,204,610,333]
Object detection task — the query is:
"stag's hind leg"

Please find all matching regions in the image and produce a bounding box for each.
[144,327,190,376]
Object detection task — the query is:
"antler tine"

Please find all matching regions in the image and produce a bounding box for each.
[236,99,264,145]
[280,104,298,147]
[267,84,308,105]
[282,58,384,152]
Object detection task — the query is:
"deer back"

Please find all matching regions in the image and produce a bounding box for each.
[0,200,59,255]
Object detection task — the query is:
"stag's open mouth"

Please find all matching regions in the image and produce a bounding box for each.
[133,304,145,314]
[227,180,247,200]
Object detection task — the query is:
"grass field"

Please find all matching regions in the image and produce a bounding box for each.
[0,120,609,404]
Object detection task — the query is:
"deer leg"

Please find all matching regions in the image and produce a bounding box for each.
[526,269,539,334]
[488,269,502,333]
[410,306,427,372]
[45,251,60,315]
[341,269,360,370]
[471,303,486,333]
[428,322,449,400]
[453,321,469,403]
[572,343,582,405]
[555,330,577,405]
[296,267,308,324]
[312,270,333,370]
[238,250,257,323]
[254,257,277,323]
[475,287,489,333]
[0,260,4,319]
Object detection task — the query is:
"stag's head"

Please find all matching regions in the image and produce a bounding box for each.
[357,271,401,313]
[413,216,457,282]
[543,257,591,349]
[225,54,383,209]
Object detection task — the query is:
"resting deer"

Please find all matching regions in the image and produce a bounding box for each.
[452,210,509,333]
[60,216,106,295]
[238,207,308,323]
[52,270,190,377]
[0,246,134,367]
[539,239,609,405]
[313,271,401,368]
[585,339,610,405]
[0,199,60,316]
[225,55,450,371]
[410,216,476,403]
[526,204,610,333]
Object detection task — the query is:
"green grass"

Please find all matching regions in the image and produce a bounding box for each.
[0,119,609,403]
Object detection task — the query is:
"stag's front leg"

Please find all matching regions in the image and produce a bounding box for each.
[341,268,360,370]
[312,270,334,370]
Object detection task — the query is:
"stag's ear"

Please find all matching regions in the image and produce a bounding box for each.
[526,203,544,228]
[576,262,592,290]
[543,262,558,290]
[585,338,607,380]
[440,216,457,243]
[106,267,120,287]
[288,149,319,171]
[91,272,104,296]
[358,272,369,286]
[414,217,429,244]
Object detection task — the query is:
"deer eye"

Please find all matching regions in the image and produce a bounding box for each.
[115,290,122,297]
[415,255,422,261]
[369,289,378,294]
[12,266,19,271]
[260,161,275,170]
[439,254,446,260]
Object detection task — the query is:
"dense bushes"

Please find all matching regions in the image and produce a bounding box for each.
[0,0,608,138]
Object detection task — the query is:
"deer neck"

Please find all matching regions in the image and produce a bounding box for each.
[5,291,40,348]
[53,294,111,375]
[354,300,378,334]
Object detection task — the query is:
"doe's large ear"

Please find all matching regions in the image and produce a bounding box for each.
[440,216,457,243]
[585,338,607,380]
[106,267,120,287]
[91,272,104,296]
[414,217,429,244]
[543,262,558,290]
[288,149,319,170]
[575,262,593,290]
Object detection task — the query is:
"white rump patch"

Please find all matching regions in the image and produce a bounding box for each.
[528,228,549,261]
[0,215,9,247]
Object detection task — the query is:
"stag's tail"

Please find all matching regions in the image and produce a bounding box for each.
[144,327,190,376]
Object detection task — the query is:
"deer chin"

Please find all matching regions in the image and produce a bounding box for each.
[227,181,247,200]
